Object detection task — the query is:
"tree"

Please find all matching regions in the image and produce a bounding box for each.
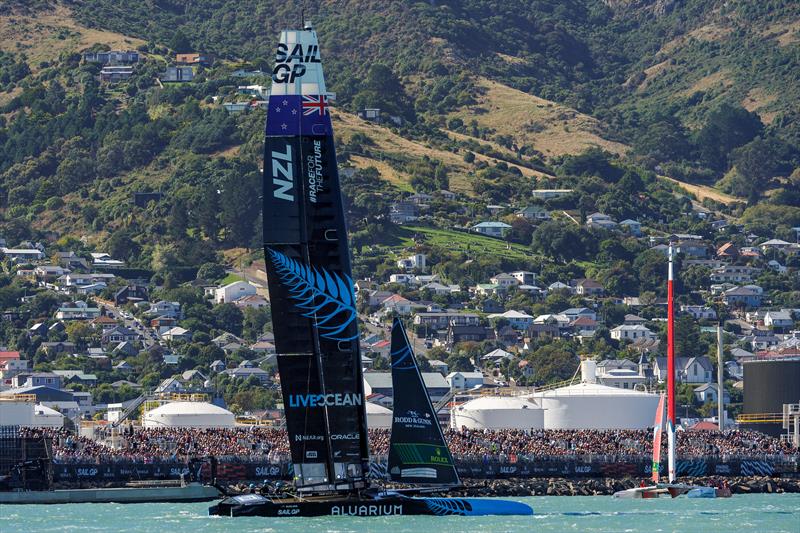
[727,137,783,202]
[696,104,763,171]
[169,29,192,53]
[212,303,244,336]
[196,262,225,282]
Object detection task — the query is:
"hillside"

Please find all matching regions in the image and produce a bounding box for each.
[0,0,798,280]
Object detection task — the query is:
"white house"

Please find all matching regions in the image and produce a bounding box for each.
[215,281,257,303]
[610,325,656,341]
[389,273,415,285]
[764,310,793,330]
[510,271,536,285]
[471,221,512,238]
[90,252,125,268]
[489,273,520,288]
[446,371,484,390]
[586,212,617,230]
[1,247,45,262]
[487,310,534,330]
[653,356,713,384]
[162,327,191,342]
[693,383,730,404]
[681,305,717,320]
[397,254,426,270]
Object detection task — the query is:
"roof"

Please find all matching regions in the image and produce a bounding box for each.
[481,348,513,360]
[533,381,655,398]
[146,401,232,417]
[472,221,512,228]
[365,372,449,389]
[488,310,533,319]
[572,316,598,326]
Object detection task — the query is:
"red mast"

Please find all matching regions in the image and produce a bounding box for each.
[667,244,675,426]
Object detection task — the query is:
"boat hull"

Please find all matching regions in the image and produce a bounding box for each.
[209,493,533,517]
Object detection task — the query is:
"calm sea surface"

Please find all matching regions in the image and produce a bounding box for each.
[1,494,798,532]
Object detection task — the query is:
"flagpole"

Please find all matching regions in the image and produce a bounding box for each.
[667,243,676,483]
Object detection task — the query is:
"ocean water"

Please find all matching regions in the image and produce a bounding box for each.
[1,494,798,533]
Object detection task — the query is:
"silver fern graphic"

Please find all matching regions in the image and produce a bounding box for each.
[268,248,358,341]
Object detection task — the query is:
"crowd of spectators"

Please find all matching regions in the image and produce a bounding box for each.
[19,426,796,464]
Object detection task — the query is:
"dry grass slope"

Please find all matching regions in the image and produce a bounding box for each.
[447,78,629,158]
[0,3,145,69]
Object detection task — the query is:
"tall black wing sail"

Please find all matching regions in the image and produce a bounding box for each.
[263,28,369,492]
[388,319,460,485]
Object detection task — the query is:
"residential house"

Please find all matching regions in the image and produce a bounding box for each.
[711,265,758,284]
[760,239,794,253]
[481,348,513,363]
[114,360,134,373]
[381,294,413,315]
[490,273,520,288]
[572,278,604,296]
[764,311,793,332]
[102,325,138,344]
[34,265,69,283]
[530,189,573,200]
[722,286,763,308]
[209,360,226,373]
[407,193,434,205]
[397,254,426,270]
[487,310,534,330]
[389,273,414,285]
[52,370,97,387]
[413,312,480,329]
[474,283,501,296]
[1,247,45,262]
[12,372,63,389]
[623,314,646,326]
[428,359,449,375]
[41,342,76,356]
[586,212,617,230]
[693,383,730,404]
[675,240,710,258]
[234,294,269,309]
[83,50,140,64]
[175,53,213,67]
[113,341,139,357]
[681,305,717,321]
[367,290,393,307]
[447,324,493,345]
[100,65,134,82]
[160,66,194,82]
[572,316,599,337]
[596,359,646,390]
[525,323,561,339]
[611,325,656,341]
[653,356,713,384]
[548,281,571,292]
[471,222,512,238]
[510,271,536,285]
[146,301,182,319]
[55,302,100,320]
[562,307,597,322]
[516,206,550,221]
[162,327,191,342]
[114,284,149,305]
[619,219,642,236]
[446,371,484,391]
[215,281,257,303]
[717,242,739,259]
[90,252,125,268]
[389,202,418,224]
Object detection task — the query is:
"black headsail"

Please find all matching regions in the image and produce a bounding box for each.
[388,319,460,485]
[263,27,369,492]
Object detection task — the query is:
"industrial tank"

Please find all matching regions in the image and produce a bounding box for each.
[529,360,659,430]
[451,396,544,430]
[142,401,235,429]
[366,401,392,429]
[743,358,800,436]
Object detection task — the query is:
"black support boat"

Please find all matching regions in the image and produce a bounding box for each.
[209,22,531,519]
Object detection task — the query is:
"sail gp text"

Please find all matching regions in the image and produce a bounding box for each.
[306,140,324,203]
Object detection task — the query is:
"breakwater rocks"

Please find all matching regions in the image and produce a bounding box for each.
[442,477,800,497]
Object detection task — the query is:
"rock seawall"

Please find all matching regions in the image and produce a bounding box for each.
[446,476,800,496]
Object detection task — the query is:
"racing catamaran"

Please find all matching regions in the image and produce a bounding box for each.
[208,24,532,518]
[613,245,730,499]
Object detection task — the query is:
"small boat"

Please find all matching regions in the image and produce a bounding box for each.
[614,247,731,500]
[209,23,532,519]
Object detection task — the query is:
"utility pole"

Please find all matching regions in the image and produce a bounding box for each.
[717,324,725,431]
